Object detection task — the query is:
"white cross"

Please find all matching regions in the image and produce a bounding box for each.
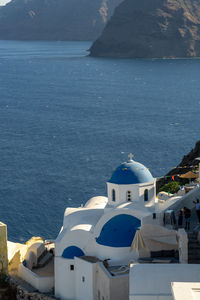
[128,153,134,161]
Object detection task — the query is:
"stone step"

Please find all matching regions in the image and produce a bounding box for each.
[188,247,200,255]
[188,260,200,264]
[188,235,198,239]
[37,248,47,262]
[189,239,198,243]
[188,253,200,258]
[37,251,53,268]
[188,256,200,260]
[188,234,197,239]
[188,254,200,258]
[188,245,200,250]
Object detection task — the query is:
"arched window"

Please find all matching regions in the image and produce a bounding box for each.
[127,191,131,202]
[144,189,148,201]
[112,189,116,202]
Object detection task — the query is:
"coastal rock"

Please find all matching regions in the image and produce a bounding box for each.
[90,0,200,58]
[0,0,122,41]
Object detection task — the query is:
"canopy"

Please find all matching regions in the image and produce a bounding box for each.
[180,171,198,179]
[130,230,147,252]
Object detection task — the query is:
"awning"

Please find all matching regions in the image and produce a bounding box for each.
[180,171,198,179]
[130,230,147,252]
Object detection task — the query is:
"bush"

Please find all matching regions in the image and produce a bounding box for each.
[159,181,180,194]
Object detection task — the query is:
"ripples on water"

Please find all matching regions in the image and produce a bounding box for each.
[0,40,199,242]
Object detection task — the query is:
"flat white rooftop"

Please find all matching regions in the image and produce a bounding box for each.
[172,282,200,300]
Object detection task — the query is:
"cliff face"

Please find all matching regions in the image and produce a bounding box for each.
[90,0,200,58]
[0,0,122,41]
[157,141,200,192]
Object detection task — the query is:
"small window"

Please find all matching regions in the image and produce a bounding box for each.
[82,276,85,282]
[112,189,116,202]
[127,191,131,202]
[70,264,74,271]
[144,189,148,201]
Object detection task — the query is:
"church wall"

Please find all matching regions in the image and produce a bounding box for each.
[95,262,129,300]
[110,273,129,300]
[107,183,139,206]
[107,180,156,207]
[55,230,94,257]
[75,257,96,300]
[138,182,155,204]
[118,185,139,203]
[142,212,164,226]
[95,262,111,300]
[107,183,119,205]
[55,257,76,300]
[96,244,138,265]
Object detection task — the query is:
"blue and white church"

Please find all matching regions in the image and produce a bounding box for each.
[54,154,171,299]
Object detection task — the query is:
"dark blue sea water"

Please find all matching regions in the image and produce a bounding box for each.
[0,40,199,242]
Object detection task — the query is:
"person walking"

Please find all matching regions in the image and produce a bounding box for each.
[183,207,191,230]
[193,199,200,223]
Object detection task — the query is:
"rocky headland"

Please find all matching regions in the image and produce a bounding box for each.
[0,0,121,41]
[90,0,200,58]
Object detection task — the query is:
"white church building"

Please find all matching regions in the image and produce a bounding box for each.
[6,153,200,300]
[54,154,181,300]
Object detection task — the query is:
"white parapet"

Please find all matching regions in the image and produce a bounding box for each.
[0,222,8,274]
[18,263,54,293]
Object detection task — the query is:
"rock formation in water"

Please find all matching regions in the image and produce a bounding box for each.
[0,0,122,40]
[90,0,200,58]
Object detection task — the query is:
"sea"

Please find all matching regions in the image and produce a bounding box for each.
[0,40,199,242]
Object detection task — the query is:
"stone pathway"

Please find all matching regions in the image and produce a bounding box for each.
[188,231,200,264]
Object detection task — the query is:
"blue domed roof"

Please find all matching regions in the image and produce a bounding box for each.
[62,246,84,259]
[96,214,141,247]
[108,159,154,185]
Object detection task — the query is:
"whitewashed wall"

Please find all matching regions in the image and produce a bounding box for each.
[95,262,129,300]
[139,182,155,203]
[129,264,200,300]
[107,181,155,207]
[75,257,96,300]
[18,263,54,293]
[55,257,76,300]
[107,183,140,206]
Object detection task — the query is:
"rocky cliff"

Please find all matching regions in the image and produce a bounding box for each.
[90,0,200,58]
[0,0,122,40]
[157,141,200,192]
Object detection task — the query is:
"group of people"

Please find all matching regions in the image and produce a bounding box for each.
[177,199,200,230]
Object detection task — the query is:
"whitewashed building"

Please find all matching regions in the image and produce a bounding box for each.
[55,154,179,300]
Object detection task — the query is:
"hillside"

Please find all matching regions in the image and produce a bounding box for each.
[90,0,200,58]
[0,0,122,40]
[157,141,200,192]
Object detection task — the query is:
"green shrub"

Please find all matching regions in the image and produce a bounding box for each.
[159,181,180,194]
